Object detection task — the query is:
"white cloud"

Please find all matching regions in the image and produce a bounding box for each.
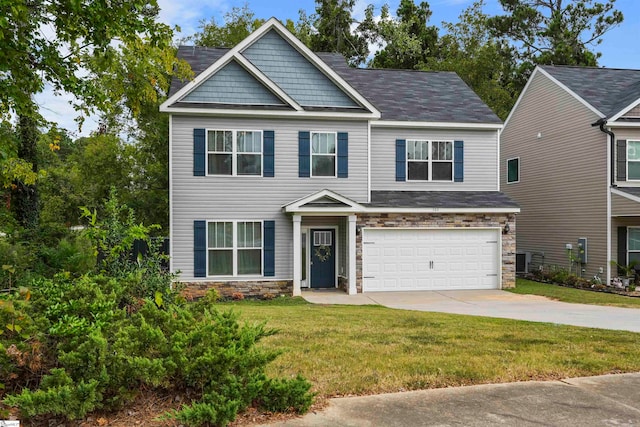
[158,0,229,40]
[35,87,99,137]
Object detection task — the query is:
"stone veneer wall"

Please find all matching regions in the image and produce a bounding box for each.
[180,280,293,300]
[356,213,516,293]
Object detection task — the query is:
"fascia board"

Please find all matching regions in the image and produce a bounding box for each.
[158,106,378,119]
[611,187,640,204]
[607,121,640,128]
[372,120,503,130]
[609,98,640,122]
[537,67,605,119]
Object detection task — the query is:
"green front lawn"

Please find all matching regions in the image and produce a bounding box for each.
[508,278,640,308]
[216,298,640,398]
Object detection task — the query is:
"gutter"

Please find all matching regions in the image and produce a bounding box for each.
[592,118,615,286]
[592,118,615,187]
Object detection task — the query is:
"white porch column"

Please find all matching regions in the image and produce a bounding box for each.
[292,215,302,296]
[348,215,357,295]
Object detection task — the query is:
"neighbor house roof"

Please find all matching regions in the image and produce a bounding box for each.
[540,65,640,118]
[170,46,502,124]
[366,191,519,209]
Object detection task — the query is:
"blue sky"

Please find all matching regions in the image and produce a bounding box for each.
[39,0,640,135]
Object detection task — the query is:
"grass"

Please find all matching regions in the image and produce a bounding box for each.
[215,297,640,399]
[508,278,640,308]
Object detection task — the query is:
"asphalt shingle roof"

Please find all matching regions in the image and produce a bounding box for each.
[169,46,502,124]
[541,65,640,118]
[366,191,519,209]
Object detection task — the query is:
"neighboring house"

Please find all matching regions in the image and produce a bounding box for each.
[501,65,640,284]
[160,18,519,298]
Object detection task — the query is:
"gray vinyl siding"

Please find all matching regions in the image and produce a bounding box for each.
[171,115,368,281]
[242,30,358,108]
[612,193,640,217]
[622,104,640,118]
[501,70,608,277]
[181,60,284,105]
[370,127,499,191]
[614,128,640,186]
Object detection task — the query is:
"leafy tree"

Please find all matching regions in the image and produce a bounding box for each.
[310,0,369,66]
[364,0,440,69]
[0,0,173,230]
[188,5,266,47]
[426,1,519,119]
[487,0,623,68]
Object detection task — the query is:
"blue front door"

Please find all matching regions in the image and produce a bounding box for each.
[310,229,336,288]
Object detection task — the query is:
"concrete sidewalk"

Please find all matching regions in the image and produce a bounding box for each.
[302,289,640,332]
[264,373,640,426]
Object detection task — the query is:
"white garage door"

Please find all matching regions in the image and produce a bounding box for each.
[362,228,500,292]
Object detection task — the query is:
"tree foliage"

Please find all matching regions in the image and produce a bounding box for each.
[188,5,266,47]
[426,1,519,119]
[309,0,370,66]
[364,0,440,69]
[487,0,623,67]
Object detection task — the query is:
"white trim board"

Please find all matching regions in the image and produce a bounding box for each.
[372,120,503,130]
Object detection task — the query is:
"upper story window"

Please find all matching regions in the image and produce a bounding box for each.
[207,130,262,176]
[407,140,453,181]
[311,132,336,177]
[627,141,640,180]
[207,220,262,276]
[507,158,520,183]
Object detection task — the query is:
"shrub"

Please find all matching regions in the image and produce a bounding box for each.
[259,375,315,413]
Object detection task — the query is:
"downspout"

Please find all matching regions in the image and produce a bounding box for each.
[592,118,615,285]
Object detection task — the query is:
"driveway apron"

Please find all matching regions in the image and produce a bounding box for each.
[302,289,640,332]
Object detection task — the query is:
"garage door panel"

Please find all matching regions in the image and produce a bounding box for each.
[362,228,499,292]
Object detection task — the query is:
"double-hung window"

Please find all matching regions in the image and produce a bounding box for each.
[207,130,262,176]
[407,140,453,181]
[311,132,336,177]
[627,141,640,180]
[207,221,262,276]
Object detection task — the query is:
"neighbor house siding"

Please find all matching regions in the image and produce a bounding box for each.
[370,127,500,191]
[171,115,368,281]
[241,30,358,108]
[500,70,608,277]
[180,60,285,105]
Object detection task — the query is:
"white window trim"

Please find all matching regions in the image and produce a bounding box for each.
[310,131,338,178]
[206,129,263,177]
[628,226,640,266]
[627,140,640,181]
[206,220,264,277]
[507,157,520,184]
[406,139,454,182]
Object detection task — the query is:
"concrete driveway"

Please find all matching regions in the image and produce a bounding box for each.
[302,289,640,332]
[265,373,640,426]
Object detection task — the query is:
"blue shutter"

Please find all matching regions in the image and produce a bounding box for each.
[263,130,275,177]
[193,129,205,176]
[299,131,310,177]
[454,140,464,182]
[618,226,628,274]
[263,220,275,277]
[337,132,348,178]
[194,220,206,277]
[395,139,406,182]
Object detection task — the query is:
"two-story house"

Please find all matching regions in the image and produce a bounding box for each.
[161,18,519,298]
[501,65,640,285]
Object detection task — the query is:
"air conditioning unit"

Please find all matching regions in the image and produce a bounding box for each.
[516,252,532,274]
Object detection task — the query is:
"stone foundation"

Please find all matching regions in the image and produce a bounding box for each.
[338,276,348,292]
[180,280,293,300]
[356,213,516,293]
